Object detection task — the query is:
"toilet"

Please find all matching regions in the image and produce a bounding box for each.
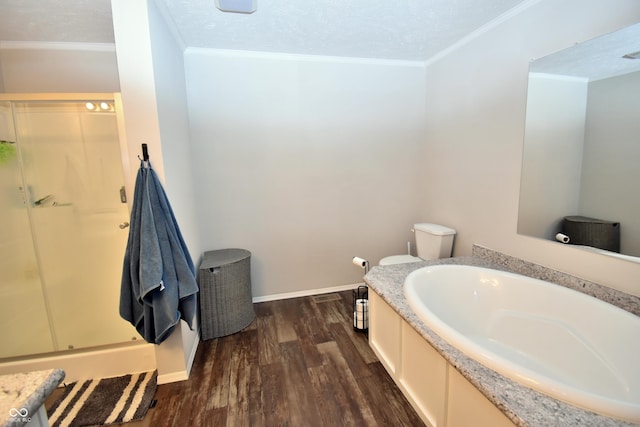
[379,223,456,266]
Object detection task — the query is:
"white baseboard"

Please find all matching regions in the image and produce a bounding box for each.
[252,282,365,303]
[157,370,189,385]
[185,330,200,378]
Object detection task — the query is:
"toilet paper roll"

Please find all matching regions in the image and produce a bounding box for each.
[353,312,368,329]
[355,299,368,311]
[555,233,570,244]
[353,299,369,329]
[352,256,368,269]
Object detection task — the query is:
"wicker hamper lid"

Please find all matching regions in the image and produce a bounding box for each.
[562,216,620,253]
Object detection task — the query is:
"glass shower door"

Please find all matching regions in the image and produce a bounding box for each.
[0,102,54,358]
[6,99,136,354]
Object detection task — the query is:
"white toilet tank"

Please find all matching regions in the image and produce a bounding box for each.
[414,223,456,260]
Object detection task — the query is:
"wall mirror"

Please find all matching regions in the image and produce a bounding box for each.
[518,23,640,262]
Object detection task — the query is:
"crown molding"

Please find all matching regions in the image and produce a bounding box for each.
[0,41,116,52]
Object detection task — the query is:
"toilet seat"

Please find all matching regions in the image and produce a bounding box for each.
[379,255,421,266]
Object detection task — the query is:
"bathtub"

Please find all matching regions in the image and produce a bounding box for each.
[403,264,640,423]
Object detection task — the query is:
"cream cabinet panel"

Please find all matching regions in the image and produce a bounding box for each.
[447,367,515,427]
[400,322,447,427]
[368,289,515,427]
[369,290,402,375]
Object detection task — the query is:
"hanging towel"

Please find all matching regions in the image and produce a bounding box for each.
[120,160,199,344]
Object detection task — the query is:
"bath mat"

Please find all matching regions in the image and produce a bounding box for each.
[47,370,157,427]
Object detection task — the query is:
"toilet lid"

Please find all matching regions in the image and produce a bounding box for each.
[379,255,421,266]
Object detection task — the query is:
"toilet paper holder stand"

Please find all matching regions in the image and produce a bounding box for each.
[352,285,369,334]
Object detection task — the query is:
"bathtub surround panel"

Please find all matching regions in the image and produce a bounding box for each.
[447,368,515,427]
[400,316,448,426]
[365,245,640,426]
[368,289,402,375]
[370,287,517,427]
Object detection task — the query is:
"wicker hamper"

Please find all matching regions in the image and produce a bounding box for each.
[198,248,255,340]
[562,216,620,253]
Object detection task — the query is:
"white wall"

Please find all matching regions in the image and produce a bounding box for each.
[147,0,201,376]
[423,0,640,296]
[0,43,119,93]
[147,1,201,262]
[0,56,4,92]
[580,71,640,256]
[111,0,199,383]
[185,50,426,298]
[518,74,587,239]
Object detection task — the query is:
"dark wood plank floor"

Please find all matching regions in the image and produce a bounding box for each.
[47,291,424,426]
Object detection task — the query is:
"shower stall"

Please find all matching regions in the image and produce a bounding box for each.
[0,94,141,361]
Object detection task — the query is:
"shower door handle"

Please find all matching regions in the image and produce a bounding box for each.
[119,222,130,229]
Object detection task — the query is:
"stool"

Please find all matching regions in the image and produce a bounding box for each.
[198,248,255,339]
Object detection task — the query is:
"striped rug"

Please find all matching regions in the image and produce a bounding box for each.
[47,371,157,427]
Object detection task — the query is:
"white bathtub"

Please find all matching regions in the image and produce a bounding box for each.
[404,264,640,423]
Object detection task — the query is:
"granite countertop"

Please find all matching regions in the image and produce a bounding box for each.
[364,251,639,427]
[0,369,65,427]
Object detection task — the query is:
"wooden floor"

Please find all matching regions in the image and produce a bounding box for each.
[49,291,424,426]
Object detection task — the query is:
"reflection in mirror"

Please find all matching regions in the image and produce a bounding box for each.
[518,23,640,261]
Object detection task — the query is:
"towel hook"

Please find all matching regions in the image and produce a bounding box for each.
[142,144,149,161]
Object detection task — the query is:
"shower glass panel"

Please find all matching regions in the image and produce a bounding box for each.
[0,98,136,358]
[0,102,54,358]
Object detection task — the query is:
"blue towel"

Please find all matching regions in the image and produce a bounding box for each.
[120,161,198,344]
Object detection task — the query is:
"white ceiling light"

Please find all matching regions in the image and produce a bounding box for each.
[215,0,256,14]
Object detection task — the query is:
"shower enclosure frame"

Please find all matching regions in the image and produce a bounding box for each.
[0,92,155,381]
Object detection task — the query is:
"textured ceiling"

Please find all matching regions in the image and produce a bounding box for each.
[530,23,640,81]
[2,0,638,76]
[156,0,527,60]
[0,0,527,61]
[0,0,114,44]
